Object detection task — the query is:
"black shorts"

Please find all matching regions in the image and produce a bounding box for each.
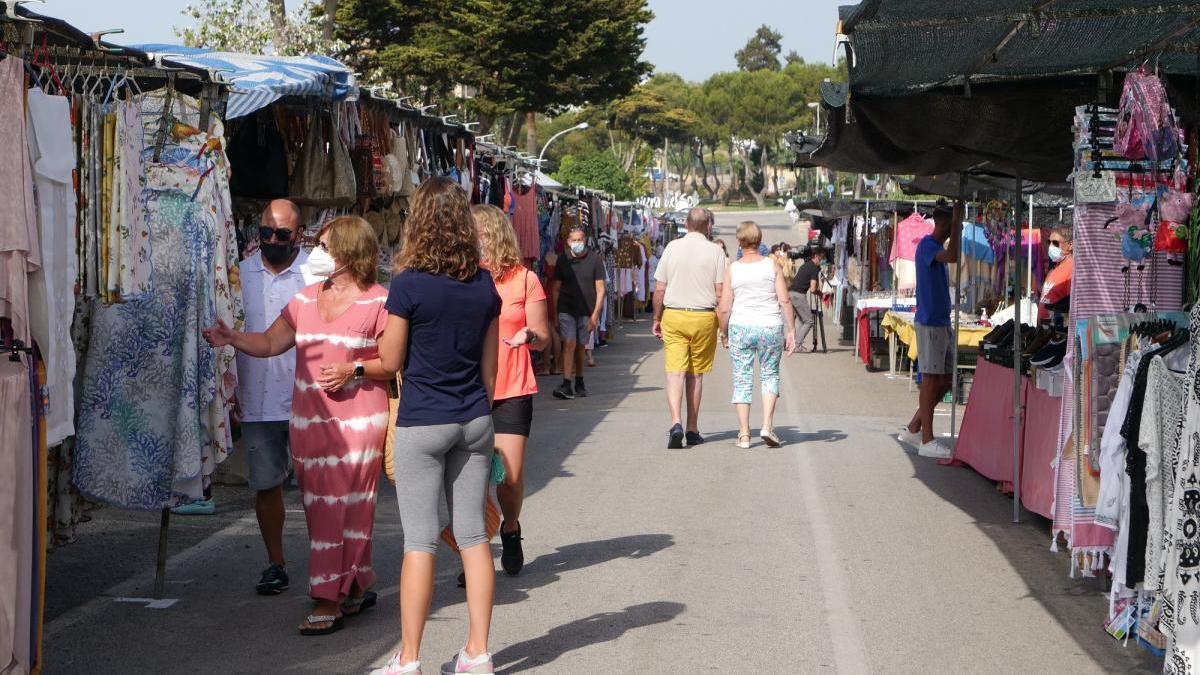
[491,395,533,436]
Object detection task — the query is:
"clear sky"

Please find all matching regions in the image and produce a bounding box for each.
[39,0,847,81]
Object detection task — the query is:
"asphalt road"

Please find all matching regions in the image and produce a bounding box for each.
[42,210,1157,673]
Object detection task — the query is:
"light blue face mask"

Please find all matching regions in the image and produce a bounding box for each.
[570,242,586,255]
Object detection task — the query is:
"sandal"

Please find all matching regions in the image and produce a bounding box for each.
[736,433,752,449]
[342,590,377,617]
[761,429,781,448]
[299,613,344,636]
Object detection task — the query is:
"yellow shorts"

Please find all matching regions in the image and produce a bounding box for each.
[662,309,718,374]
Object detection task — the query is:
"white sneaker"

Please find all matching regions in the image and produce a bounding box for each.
[440,648,493,675]
[897,427,922,448]
[918,440,952,459]
[371,653,421,675]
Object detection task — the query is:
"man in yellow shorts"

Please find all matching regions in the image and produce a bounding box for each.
[652,208,727,449]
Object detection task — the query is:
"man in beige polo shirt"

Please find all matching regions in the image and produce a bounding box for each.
[653,208,727,449]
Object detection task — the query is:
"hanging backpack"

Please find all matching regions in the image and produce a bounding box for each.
[1113,68,1182,162]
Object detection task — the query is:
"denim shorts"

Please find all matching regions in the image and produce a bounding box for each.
[242,421,291,491]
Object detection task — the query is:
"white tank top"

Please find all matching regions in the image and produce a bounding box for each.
[729,258,783,327]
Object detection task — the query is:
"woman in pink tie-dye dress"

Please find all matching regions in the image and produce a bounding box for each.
[204,215,394,636]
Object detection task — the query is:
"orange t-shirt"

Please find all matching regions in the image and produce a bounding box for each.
[494,267,547,401]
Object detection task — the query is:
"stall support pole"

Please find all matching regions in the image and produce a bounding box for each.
[153,507,171,599]
[950,174,966,443]
[1011,179,1024,524]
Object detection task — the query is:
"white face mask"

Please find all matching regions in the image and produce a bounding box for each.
[569,241,586,256]
[304,246,340,278]
[1048,244,1065,263]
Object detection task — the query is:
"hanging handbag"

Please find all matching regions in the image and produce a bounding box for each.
[1073,170,1116,204]
[290,107,356,207]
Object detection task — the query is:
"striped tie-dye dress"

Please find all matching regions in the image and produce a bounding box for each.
[280,282,389,601]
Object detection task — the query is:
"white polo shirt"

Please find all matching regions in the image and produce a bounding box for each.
[236,249,309,422]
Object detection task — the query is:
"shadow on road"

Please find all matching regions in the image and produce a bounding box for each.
[492,601,686,673]
[703,427,847,445]
[903,448,1159,673]
[495,534,674,606]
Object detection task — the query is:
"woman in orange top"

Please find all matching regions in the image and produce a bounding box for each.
[472,205,551,576]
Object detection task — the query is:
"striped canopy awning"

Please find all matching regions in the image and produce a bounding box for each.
[132,44,357,118]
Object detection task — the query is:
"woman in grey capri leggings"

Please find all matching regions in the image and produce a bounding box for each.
[374,177,502,675]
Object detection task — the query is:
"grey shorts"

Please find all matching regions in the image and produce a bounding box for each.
[242,421,291,491]
[558,313,591,345]
[916,324,955,376]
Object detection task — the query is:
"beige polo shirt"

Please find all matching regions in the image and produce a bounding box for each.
[654,232,726,310]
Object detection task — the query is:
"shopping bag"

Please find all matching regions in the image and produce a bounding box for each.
[290,108,356,207]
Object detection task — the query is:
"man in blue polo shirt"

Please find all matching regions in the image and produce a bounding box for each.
[898,200,961,459]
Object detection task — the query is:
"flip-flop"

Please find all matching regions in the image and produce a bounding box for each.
[342,591,377,617]
[299,614,344,636]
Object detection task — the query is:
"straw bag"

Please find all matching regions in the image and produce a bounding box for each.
[290,108,356,207]
[382,374,401,482]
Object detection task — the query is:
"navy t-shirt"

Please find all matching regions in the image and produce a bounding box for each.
[914,235,950,327]
[385,269,501,426]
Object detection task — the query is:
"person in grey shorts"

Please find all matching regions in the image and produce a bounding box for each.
[551,227,605,400]
[374,177,502,675]
[898,199,961,460]
[239,199,309,596]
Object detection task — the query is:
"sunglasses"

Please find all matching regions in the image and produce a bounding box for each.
[259,226,295,242]
[1049,240,1063,246]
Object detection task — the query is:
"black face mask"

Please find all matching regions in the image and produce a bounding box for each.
[260,241,296,267]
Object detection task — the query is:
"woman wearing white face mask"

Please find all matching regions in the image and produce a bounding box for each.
[1040,226,1073,321]
[203,216,396,636]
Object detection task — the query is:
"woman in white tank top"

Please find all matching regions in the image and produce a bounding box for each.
[717,222,796,449]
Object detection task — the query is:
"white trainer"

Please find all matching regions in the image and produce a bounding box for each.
[897,427,922,448]
[918,440,953,459]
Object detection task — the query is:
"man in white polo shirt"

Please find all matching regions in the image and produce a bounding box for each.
[653,208,726,449]
[238,199,309,595]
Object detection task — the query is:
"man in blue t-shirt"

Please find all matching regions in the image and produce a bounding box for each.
[898,200,961,459]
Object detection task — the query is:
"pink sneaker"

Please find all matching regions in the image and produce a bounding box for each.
[439,648,493,675]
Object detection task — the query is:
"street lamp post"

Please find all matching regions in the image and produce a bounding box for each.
[538,122,591,172]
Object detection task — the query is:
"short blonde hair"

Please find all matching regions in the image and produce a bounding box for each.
[317,216,379,285]
[471,204,523,279]
[736,221,762,249]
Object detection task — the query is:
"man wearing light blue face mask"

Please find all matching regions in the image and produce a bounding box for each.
[551,227,606,399]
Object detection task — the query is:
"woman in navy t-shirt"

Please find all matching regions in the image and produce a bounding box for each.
[376,177,501,675]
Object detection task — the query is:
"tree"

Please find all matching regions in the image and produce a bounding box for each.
[735,25,783,72]
[337,0,653,153]
[785,50,805,66]
[176,0,344,56]
[554,152,644,201]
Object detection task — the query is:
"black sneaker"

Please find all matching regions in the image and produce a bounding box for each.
[500,521,524,576]
[668,423,684,449]
[574,379,588,397]
[256,563,289,595]
[552,381,575,400]
[686,431,705,446]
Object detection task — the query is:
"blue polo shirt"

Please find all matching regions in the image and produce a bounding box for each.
[914,235,950,327]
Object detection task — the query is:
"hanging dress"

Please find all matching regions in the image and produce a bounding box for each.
[1162,302,1200,673]
[280,282,389,601]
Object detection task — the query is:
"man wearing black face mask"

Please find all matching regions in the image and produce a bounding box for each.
[237,199,309,596]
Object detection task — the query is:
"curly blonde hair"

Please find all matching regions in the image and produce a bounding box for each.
[317,215,378,285]
[471,204,523,281]
[394,176,480,281]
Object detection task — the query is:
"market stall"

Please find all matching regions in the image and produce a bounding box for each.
[807,0,1200,663]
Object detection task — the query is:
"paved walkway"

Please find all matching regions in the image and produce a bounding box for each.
[43,211,1156,673]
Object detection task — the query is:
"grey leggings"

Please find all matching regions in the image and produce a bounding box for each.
[393,415,495,555]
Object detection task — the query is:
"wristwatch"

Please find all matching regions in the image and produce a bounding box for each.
[526,330,538,344]
[353,362,365,379]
